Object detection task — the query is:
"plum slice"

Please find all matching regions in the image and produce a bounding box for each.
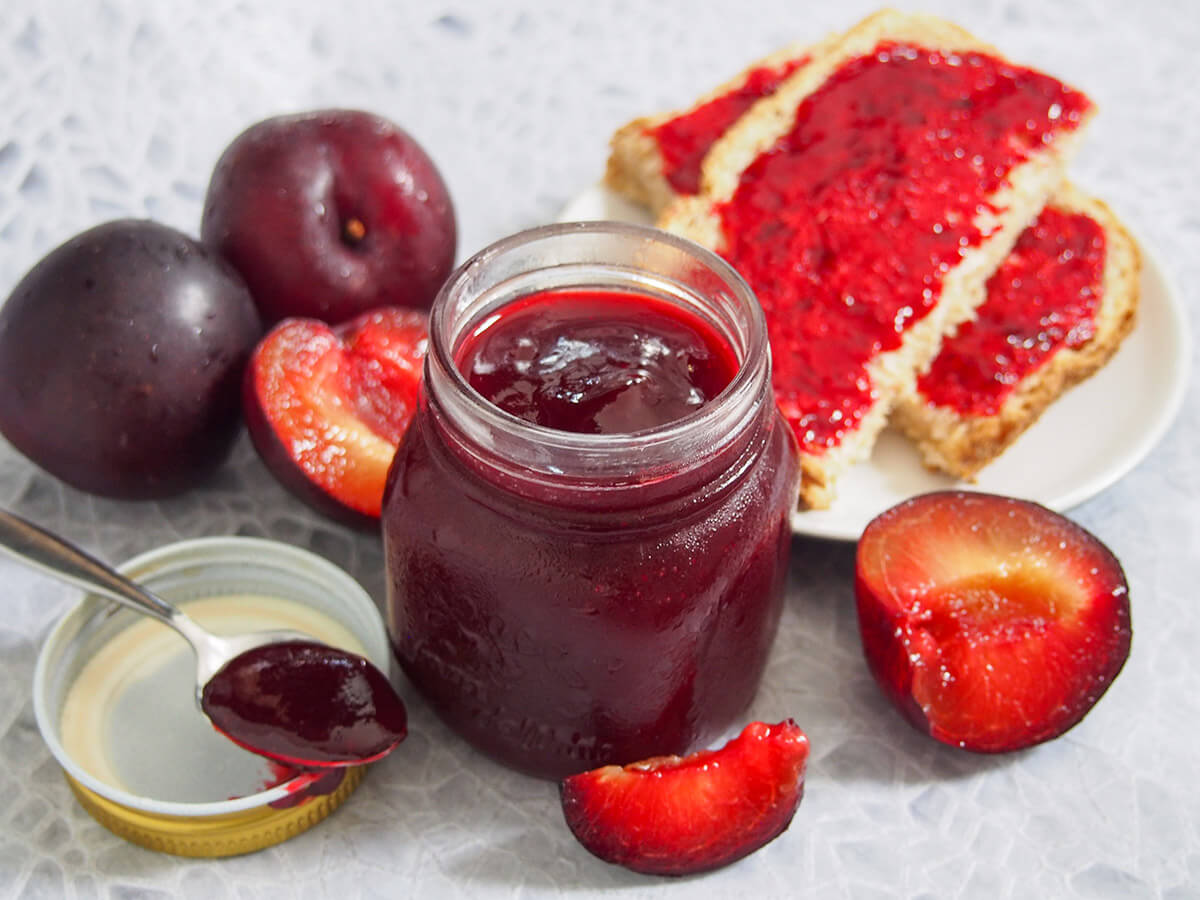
[244,308,427,525]
[560,720,809,876]
[855,490,1132,752]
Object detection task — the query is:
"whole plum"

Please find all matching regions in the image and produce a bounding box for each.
[0,219,262,499]
[201,109,457,325]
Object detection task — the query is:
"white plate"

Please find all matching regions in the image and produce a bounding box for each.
[560,184,1191,541]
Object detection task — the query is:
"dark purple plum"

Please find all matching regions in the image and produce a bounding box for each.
[0,219,262,499]
[201,109,457,325]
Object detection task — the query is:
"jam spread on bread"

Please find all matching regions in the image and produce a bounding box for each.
[650,57,809,195]
[916,207,1105,416]
[713,44,1092,454]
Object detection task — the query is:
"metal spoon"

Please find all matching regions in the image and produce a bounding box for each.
[1,507,407,767]
[0,507,312,694]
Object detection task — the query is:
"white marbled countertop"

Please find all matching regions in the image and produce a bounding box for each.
[0,1,1197,897]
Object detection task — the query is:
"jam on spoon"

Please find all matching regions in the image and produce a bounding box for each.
[0,508,406,768]
[200,639,407,767]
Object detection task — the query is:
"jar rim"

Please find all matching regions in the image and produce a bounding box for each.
[425,221,772,481]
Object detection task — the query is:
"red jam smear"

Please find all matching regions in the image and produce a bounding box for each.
[917,207,1105,416]
[716,43,1092,454]
[201,641,408,767]
[650,56,808,195]
[459,288,739,434]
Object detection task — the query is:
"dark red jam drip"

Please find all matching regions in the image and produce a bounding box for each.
[458,288,739,435]
[917,207,1105,416]
[201,641,408,767]
[651,56,809,195]
[264,765,346,809]
[715,43,1092,454]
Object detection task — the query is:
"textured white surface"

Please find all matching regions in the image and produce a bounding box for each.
[0,0,1197,897]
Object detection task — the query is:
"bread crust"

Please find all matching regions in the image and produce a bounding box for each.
[891,185,1141,480]
[655,9,1093,508]
[604,40,810,214]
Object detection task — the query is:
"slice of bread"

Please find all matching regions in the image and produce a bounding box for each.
[608,23,1136,495]
[654,9,1095,508]
[605,41,810,215]
[891,185,1140,480]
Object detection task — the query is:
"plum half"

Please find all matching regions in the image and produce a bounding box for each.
[855,491,1132,752]
[243,308,428,526]
[0,219,262,499]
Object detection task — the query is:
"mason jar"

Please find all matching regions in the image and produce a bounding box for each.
[382,221,799,779]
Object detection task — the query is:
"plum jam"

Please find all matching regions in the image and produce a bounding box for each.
[650,55,809,195]
[459,288,739,433]
[383,222,799,779]
[200,640,408,767]
[916,206,1106,416]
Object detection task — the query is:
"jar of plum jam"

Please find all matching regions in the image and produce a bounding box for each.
[382,222,799,779]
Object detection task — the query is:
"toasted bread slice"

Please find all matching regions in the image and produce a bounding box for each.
[656,9,1095,508]
[608,25,1133,495]
[605,41,810,214]
[891,186,1140,480]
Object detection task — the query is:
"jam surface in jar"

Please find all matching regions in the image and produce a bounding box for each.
[715,43,1092,454]
[916,207,1106,416]
[384,258,798,779]
[459,288,738,434]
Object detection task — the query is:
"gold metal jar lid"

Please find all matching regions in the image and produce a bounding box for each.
[65,766,366,858]
[33,537,394,858]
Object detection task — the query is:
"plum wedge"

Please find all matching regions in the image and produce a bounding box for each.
[855,491,1131,752]
[244,308,427,525]
[560,720,809,876]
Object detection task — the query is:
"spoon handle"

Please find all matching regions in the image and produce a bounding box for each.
[0,508,179,626]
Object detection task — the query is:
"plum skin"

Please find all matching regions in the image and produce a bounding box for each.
[201,109,457,325]
[0,219,262,499]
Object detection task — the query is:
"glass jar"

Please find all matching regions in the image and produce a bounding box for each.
[382,221,799,779]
